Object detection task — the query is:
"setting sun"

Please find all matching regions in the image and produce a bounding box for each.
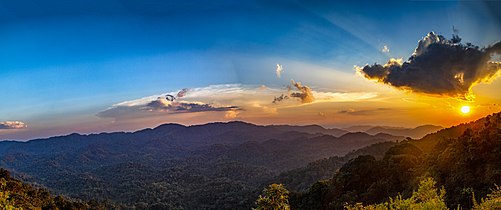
[461,105,471,114]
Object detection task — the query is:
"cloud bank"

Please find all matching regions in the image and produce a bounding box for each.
[145,97,239,113]
[357,32,501,99]
[0,121,27,129]
[97,84,377,120]
[98,97,240,119]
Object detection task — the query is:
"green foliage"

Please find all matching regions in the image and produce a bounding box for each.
[422,113,501,208]
[345,177,448,210]
[254,184,290,210]
[295,112,501,209]
[290,180,330,210]
[0,178,21,210]
[0,122,400,209]
[320,143,423,208]
[473,185,501,210]
[0,168,89,210]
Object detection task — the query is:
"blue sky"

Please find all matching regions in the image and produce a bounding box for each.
[1,0,500,140]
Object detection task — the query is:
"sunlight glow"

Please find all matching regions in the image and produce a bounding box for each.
[461,105,471,114]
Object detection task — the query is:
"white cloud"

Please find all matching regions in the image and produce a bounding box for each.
[382,45,390,53]
[0,121,27,129]
[97,84,378,120]
[224,110,240,119]
[276,63,283,78]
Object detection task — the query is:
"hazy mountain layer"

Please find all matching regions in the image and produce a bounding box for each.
[0,122,402,209]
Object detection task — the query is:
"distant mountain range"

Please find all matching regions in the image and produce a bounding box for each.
[0,121,405,209]
[344,124,443,139]
[0,113,498,209]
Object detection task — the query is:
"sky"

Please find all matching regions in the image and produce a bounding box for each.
[1,0,501,140]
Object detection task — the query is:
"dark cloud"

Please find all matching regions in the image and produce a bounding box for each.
[357,32,501,99]
[163,89,189,102]
[145,97,239,113]
[272,94,289,103]
[0,121,27,129]
[98,97,240,119]
[173,103,239,112]
[165,94,176,102]
[176,88,189,98]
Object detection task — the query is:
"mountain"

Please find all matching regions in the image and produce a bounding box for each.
[270,125,349,137]
[274,141,398,192]
[345,125,443,139]
[365,125,443,139]
[0,168,102,209]
[0,121,402,209]
[293,112,501,209]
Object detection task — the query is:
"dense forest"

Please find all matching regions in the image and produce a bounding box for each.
[0,168,104,209]
[290,112,501,209]
[0,122,405,209]
[1,112,499,209]
[255,177,501,210]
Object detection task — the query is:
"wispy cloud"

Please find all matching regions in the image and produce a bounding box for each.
[97,84,378,120]
[276,64,283,78]
[272,80,376,105]
[381,45,389,53]
[338,108,392,116]
[0,121,27,129]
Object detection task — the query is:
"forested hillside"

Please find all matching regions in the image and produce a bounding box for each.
[0,122,401,209]
[2,112,497,209]
[0,168,103,209]
[292,112,501,209]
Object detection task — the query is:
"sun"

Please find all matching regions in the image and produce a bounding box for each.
[460,106,471,114]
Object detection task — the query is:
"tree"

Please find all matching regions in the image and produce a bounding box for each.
[0,178,21,210]
[345,177,448,210]
[254,184,290,210]
[473,185,501,210]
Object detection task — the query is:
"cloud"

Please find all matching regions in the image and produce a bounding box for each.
[289,80,315,103]
[176,88,189,98]
[144,97,172,110]
[271,80,315,104]
[272,80,376,104]
[338,108,392,116]
[97,84,377,120]
[164,89,189,102]
[382,45,389,53]
[272,94,289,103]
[165,94,176,101]
[224,110,240,119]
[357,32,501,99]
[252,103,278,114]
[276,64,283,78]
[0,121,27,129]
[98,93,240,119]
